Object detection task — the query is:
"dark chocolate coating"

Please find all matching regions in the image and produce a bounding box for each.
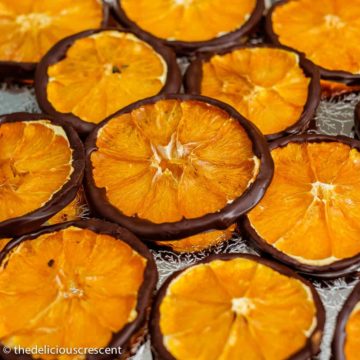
[0,2,110,82]
[184,43,321,141]
[242,133,360,279]
[332,282,360,360]
[109,0,265,56]
[84,94,274,240]
[35,28,181,136]
[0,218,158,360]
[354,102,360,139]
[265,0,360,86]
[0,113,85,238]
[150,253,325,360]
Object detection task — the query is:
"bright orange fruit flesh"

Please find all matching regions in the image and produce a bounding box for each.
[345,302,360,360]
[159,257,316,360]
[200,47,310,135]
[271,0,360,74]
[121,0,256,42]
[47,31,167,125]
[91,99,259,224]
[0,238,10,251]
[248,142,360,266]
[0,0,103,62]
[0,226,147,360]
[156,225,235,252]
[0,121,73,223]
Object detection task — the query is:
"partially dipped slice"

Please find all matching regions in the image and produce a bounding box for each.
[0,219,157,360]
[85,94,273,240]
[36,29,181,134]
[0,113,84,237]
[244,134,360,278]
[150,254,324,360]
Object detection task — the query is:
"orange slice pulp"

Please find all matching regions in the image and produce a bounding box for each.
[200,47,310,135]
[0,120,73,223]
[271,0,360,74]
[120,0,256,42]
[158,257,317,360]
[0,226,147,359]
[248,141,360,266]
[91,99,259,224]
[47,31,168,125]
[0,0,103,62]
[345,302,360,360]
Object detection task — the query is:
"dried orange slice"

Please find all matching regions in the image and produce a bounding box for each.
[156,225,236,253]
[333,283,360,360]
[0,238,10,252]
[0,219,157,359]
[185,45,320,139]
[0,0,107,80]
[150,254,325,360]
[85,95,273,240]
[244,134,360,278]
[267,0,360,96]
[36,29,181,134]
[111,0,264,53]
[0,113,84,238]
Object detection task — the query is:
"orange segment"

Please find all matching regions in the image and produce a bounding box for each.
[121,0,256,42]
[159,257,317,360]
[0,121,73,223]
[248,141,360,265]
[271,0,360,74]
[0,0,103,62]
[91,99,259,224]
[47,31,167,124]
[345,302,360,360]
[200,47,310,135]
[0,226,147,360]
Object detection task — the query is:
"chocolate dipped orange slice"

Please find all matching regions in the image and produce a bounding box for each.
[0,219,157,360]
[36,29,181,134]
[151,254,324,360]
[85,94,273,240]
[244,134,360,278]
[0,113,84,238]
[185,45,320,140]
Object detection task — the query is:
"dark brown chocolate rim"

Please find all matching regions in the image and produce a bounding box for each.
[184,43,321,141]
[35,28,181,135]
[0,2,110,82]
[0,112,85,238]
[150,253,325,360]
[84,93,274,240]
[109,0,265,55]
[332,282,360,360]
[354,102,360,139]
[0,218,158,360]
[242,133,360,279]
[265,0,360,85]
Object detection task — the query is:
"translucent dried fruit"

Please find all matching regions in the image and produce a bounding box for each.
[152,256,322,360]
[199,47,311,136]
[0,0,104,63]
[345,302,360,359]
[0,238,10,252]
[120,0,257,42]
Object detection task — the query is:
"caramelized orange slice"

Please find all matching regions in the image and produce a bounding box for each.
[269,0,360,75]
[0,0,104,63]
[156,225,235,253]
[0,220,156,359]
[195,47,316,136]
[119,0,257,42]
[246,136,360,275]
[151,255,324,360]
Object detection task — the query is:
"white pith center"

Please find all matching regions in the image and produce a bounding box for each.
[231,297,254,315]
[311,181,335,202]
[324,14,346,29]
[16,13,52,31]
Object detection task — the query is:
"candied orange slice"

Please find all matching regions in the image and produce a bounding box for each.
[119,0,257,42]
[269,0,360,75]
[152,255,323,360]
[156,225,235,253]
[45,30,170,127]
[0,221,155,359]
[0,0,104,63]
[246,138,360,272]
[197,47,314,136]
[320,80,360,98]
[0,238,10,252]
